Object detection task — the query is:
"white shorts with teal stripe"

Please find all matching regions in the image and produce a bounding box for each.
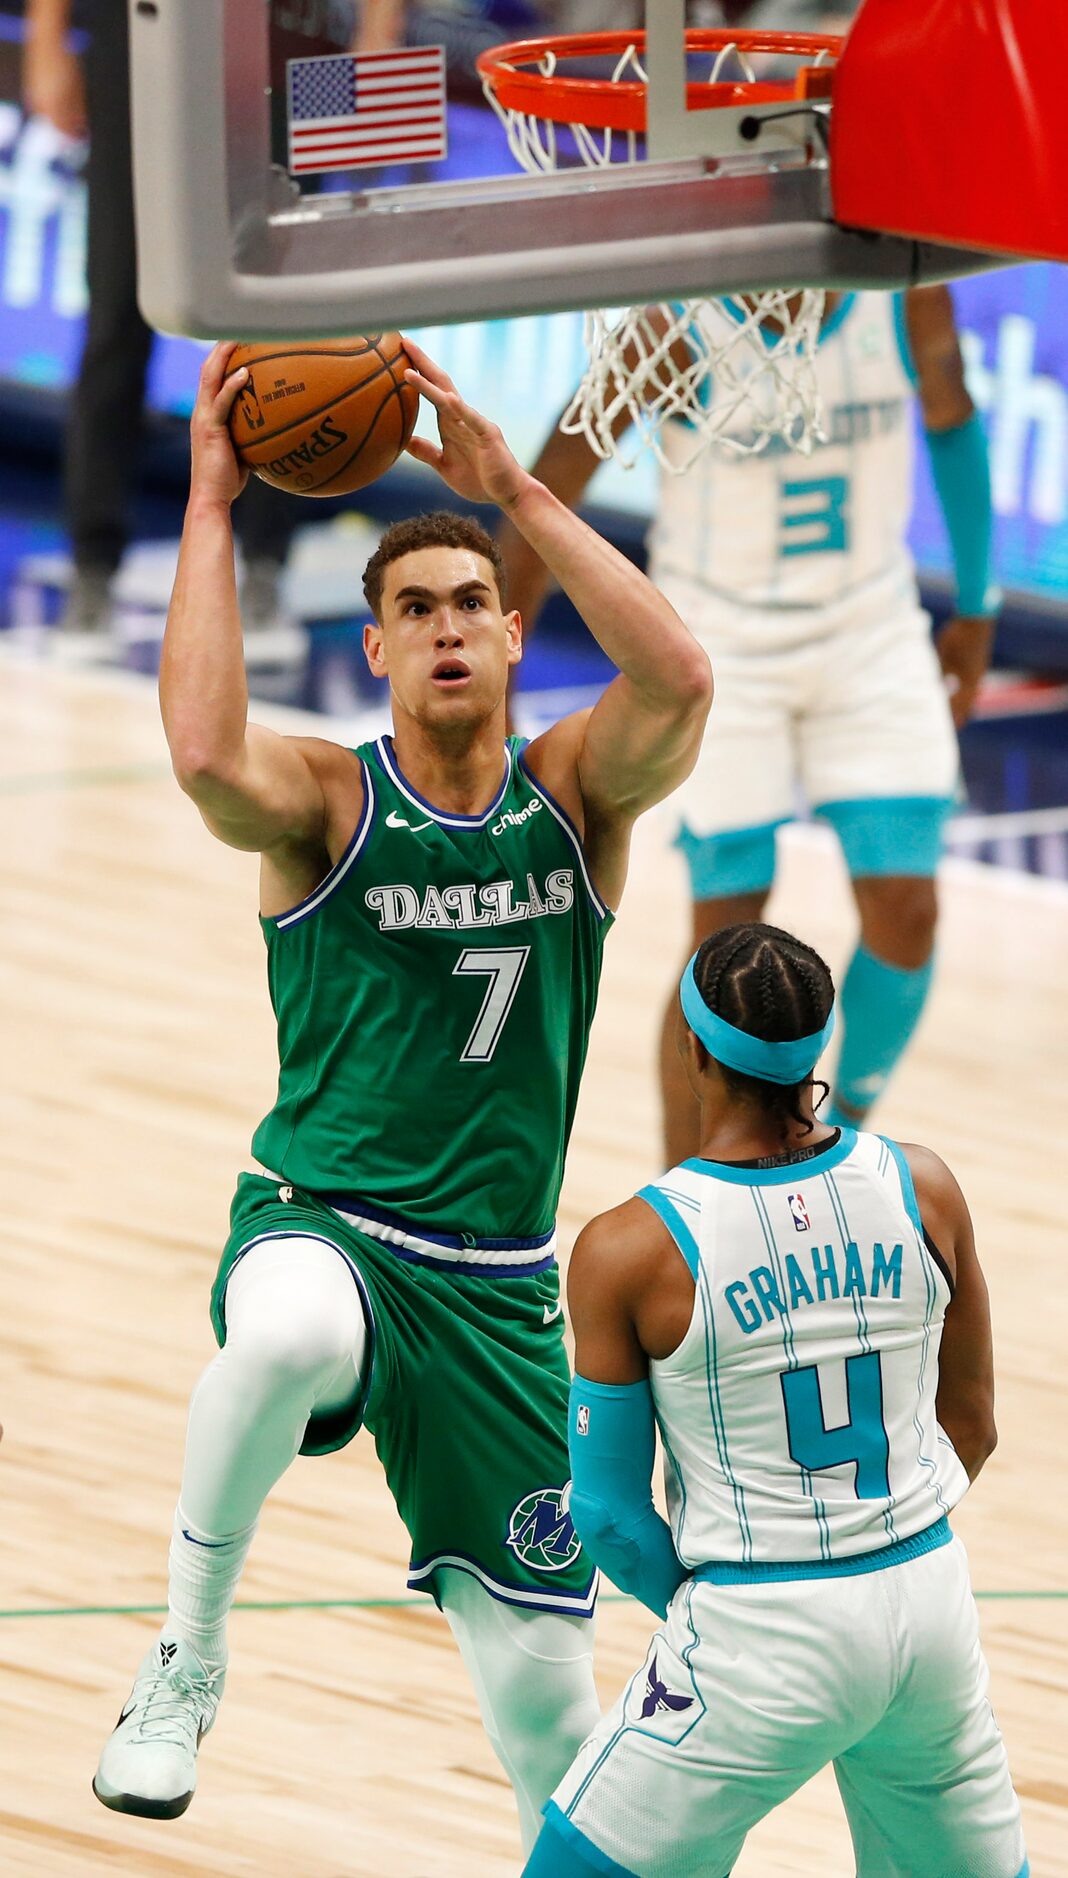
[655,569,958,896]
[547,1531,1026,1878]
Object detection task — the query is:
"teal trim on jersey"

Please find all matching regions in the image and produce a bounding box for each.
[881,1135,925,1238]
[1014,1861,1030,1877]
[925,412,1000,616]
[694,1513,950,1584]
[885,1133,953,1518]
[719,291,856,352]
[636,1184,700,1278]
[681,957,836,1084]
[891,292,917,383]
[674,817,785,898]
[912,1184,952,1518]
[814,794,952,879]
[527,1803,639,1877]
[683,1128,857,1188]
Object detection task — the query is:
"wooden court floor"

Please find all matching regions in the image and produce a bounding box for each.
[1,656,1065,1876]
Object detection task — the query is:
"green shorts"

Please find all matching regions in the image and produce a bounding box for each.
[212,1173,596,1618]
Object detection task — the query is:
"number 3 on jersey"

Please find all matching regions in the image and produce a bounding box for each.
[778,474,850,557]
[454,947,531,1063]
[781,1351,891,1499]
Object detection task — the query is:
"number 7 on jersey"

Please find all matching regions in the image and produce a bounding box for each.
[453,947,531,1063]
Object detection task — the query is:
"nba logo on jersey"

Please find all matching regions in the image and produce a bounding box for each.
[788,1191,810,1232]
[576,1405,590,1437]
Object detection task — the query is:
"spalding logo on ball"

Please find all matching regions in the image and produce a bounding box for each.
[227,334,420,497]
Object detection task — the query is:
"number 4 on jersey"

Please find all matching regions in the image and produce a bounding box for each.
[781,1351,891,1499]
[454,947,531,1063]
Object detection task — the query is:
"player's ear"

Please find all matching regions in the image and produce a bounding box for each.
[506,608,522,666]
[363,619,387,677]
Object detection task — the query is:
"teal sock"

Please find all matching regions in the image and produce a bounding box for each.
[828,943,934,1123]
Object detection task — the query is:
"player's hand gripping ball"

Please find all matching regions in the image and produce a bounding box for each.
[227,334,419,496]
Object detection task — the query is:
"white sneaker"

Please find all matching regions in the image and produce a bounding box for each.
[93,1636,225,1819]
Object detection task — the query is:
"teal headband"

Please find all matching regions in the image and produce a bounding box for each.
[680,955,835,1086]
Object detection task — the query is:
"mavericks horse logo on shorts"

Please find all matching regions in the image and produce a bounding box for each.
[505,1487,582,1573]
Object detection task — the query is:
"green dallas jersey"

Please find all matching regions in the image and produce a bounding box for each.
[251,734,612,1241]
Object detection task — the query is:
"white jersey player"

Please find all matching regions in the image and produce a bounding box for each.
[504,287,999,1161]
[522,922,1027,1878]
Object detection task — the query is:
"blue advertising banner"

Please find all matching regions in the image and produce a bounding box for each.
[1,102,1067,607]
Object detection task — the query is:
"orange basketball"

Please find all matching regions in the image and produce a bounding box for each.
[227,334,419,497]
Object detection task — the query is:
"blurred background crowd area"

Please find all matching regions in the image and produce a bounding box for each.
[2,0,1068,877]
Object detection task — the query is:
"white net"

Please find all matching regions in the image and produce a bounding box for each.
[482,37,832,467]
[561,292,826,471]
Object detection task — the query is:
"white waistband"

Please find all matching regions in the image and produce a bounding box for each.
[249,1167,557,1268]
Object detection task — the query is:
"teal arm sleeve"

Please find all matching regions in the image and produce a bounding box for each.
[568,1375,689,1620]
[924,411,999,617]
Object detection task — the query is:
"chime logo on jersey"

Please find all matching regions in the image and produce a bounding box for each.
[788,1191,810,1232]
[505,1488,582,1573]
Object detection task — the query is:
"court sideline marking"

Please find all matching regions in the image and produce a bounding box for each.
[0,1590,1063,1621]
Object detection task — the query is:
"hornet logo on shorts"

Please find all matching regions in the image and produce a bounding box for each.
[505,1487,582,1574]
[640,1653,696,1721]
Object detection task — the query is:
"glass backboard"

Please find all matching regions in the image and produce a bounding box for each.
[129,0,1014,340]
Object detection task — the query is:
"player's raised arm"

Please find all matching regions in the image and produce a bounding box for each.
[496,408,621,632]
[404,339,712,882]
[497,308,680,633]
[160,344,333,855]
[904,1142,997,1482]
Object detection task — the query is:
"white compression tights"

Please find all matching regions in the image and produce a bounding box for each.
[166,1236,599,1849]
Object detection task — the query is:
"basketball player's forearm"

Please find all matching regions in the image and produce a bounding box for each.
[935,1401,997,1483]
[160,495,249,781]
[498,422,605,625]
[508,478,708,703]
[25,0,70,47]
[568,1377,689,1619]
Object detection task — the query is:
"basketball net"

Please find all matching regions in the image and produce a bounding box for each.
[560,293,826,472]
[481,34,833,469]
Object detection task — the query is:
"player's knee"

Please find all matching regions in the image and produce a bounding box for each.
[857,875,938,965]
[491,1640,596,1790]
[692,888,768,946]
[230,1286,363,1392]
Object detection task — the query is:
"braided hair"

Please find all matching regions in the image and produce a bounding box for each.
[690,923,835,1141]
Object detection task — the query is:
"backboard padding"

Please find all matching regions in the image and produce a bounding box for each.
[832,0,1068,264]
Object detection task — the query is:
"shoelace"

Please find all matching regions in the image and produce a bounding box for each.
[128,1663,220,1748]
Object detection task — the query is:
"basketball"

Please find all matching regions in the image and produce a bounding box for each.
[227,334,419,497]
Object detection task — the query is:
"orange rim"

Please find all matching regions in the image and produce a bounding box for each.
[477,29,841,135]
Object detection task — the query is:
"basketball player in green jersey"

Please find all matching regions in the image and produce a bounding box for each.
[93,338,712,1845]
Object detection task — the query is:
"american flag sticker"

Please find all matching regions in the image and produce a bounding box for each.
[286,46,448,176]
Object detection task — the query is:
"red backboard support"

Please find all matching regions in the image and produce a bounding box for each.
[831,0,1068,264]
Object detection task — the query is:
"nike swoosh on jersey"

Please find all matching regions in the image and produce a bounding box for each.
[386,808,432,833]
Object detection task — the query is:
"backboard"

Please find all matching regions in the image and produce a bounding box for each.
[129,0,1056,340]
